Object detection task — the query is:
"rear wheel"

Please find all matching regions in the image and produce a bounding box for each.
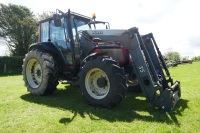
[79,56,127,107]
[22,49,59,95]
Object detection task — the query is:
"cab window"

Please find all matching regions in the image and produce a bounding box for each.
[50,18,67,49]
[40,21,49,42]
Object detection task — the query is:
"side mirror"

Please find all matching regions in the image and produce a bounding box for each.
[53,14,62,27]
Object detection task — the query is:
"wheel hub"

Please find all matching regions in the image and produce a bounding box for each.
[36,68,41,77]
[85,68,110,99]
[97,77,107,88]
[26,59,42,88]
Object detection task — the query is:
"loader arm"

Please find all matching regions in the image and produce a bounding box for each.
[126,27,181,111]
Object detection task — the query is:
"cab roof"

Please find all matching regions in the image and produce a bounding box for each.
[38,10,92,24]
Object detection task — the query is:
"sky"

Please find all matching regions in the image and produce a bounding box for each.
[0,0,200,57]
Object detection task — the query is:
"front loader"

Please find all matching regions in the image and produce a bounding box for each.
[83,27,181,111]
[127,29,180,110]
[22,9,181,111]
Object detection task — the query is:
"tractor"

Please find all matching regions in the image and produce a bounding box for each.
[22,9,181,111]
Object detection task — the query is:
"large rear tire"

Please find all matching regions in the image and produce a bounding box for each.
[79,56,127,108]
[22,49,59,95]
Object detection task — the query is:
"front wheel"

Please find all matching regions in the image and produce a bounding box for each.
[79,56,127,108]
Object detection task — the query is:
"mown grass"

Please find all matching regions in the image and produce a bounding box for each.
[0,62,200,133]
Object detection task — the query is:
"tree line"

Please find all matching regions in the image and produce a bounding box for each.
[164,51,200,62]
[192,56,200,62]
[0,3,53,56]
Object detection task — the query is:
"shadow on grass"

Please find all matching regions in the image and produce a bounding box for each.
[21,85,189,125]
[0,72,22,77]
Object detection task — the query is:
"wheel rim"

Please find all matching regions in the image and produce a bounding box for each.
[85,68,110,99]
[26,58,42,88]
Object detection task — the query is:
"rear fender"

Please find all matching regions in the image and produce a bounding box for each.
[29,42,66,66]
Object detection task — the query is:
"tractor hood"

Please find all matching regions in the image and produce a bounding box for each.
[86,29,127,37]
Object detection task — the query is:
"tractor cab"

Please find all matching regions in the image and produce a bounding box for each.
[38,9,109,68]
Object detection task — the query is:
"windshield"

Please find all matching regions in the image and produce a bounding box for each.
[71,17,90,36]
[89,22,110,29]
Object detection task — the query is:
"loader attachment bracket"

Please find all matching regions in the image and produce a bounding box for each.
[159,81,181,111]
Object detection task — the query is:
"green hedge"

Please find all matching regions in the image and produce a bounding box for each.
[192,56,200,62]
[0,56,24,74]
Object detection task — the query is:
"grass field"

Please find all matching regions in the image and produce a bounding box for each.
[0,62,200,133]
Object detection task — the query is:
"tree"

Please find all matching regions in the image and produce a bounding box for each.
[36,11,54,21]
[164,51,180,61]
[0,3,38,56]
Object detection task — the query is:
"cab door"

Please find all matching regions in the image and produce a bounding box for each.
[49,18,73,65]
